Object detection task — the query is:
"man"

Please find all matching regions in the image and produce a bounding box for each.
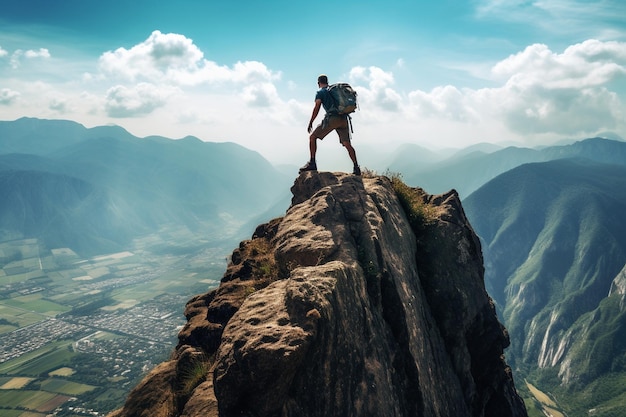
[299,74,361,176]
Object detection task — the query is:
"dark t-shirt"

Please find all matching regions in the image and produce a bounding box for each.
[315,87,333,113]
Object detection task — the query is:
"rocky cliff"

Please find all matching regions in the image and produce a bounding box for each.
[109,172,527,417]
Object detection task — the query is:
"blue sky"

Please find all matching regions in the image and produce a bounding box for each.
[1,0,625,166]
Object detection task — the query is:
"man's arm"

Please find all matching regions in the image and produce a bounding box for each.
[307,99,323,133]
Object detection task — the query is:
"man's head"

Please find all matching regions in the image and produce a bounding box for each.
[317,74,328,86]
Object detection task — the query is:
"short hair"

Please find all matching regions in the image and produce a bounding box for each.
[318,74,328,84]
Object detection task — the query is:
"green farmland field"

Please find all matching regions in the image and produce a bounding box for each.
[1,294,70,316]
[41,378,96,395]
[0,389,56,409]
[0,342,75,375]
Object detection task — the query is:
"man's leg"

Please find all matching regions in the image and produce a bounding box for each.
[342,140,357,164]
[336,117,359,175]
[300,133,319,172]
[342,140,361,175]
[309,133,317,161]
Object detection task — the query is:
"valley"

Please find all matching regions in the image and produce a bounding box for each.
[525,381,566,417]
[0,229,232,416]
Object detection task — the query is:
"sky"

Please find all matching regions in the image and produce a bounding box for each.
[1,0,625,166]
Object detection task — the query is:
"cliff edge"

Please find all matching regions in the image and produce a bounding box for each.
[109,172,527,417]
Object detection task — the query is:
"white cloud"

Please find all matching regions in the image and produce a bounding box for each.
[408,85,477,122]
[99,31,205,83]
[49,97,68,113]
[105,83,177,118]
[492,40,626,88]
[9,48,50,69]
[366,39,622,140]
[241,82,279,107]
[98,30,280,87]
[95,30,283,119]
[0,88,20,105]
[349,66,403,113]
[231,61,280,84]
[0,46,7,58]
[24,48,50,59]
[487,40,626,135]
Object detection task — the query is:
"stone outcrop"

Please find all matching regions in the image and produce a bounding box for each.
[609,264,626,310]
[109,172,527,417]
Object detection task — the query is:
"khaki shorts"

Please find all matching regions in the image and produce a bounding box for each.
[312,115,350,142]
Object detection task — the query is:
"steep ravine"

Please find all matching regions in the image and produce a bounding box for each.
[109,172,527,417]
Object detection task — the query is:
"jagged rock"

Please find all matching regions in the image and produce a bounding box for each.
[109,172,527,417]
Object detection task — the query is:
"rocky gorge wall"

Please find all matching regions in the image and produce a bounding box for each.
[109,172,527,417]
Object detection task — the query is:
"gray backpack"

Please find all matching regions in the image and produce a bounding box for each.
[327,83,358,115]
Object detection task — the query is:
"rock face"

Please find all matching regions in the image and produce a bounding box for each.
[109,172,527,417]
[609,264,626,310]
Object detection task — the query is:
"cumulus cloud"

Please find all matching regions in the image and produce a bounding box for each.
[0,88,20,105]
[231,60,280,84]
[98,30,280,87]
[349,66,403,112]
[24,48,51,59]
[96,30,283,118]
[0,46,7,58]
[492,40,626,88]
[392,39,626,139]
[99,31,205,83]
[105,83,176,118]
[488,39,626,134]
[241,82,279,107]
[408,85,477,122]
[10,48,50,69]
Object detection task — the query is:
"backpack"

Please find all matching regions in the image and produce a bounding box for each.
[327,83,358,115]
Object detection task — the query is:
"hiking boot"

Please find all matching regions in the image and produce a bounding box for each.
[353,165,361,176]
[299,161,317,173]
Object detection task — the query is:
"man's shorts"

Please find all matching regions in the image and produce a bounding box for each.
[312,115,350,142]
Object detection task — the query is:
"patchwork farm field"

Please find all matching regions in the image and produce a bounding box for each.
[0,389,62,411]
[40,378,96,395]
[0,376,34,389]
[0,234,230,415]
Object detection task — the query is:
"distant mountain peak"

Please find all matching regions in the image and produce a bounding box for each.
[0,117,291,257]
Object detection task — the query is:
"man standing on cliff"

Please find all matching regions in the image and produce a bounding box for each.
[299,74,361,176]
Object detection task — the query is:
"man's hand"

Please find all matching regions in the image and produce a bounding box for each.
[307,122,313,133]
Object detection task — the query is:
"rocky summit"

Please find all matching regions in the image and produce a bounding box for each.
[109,172,527,417]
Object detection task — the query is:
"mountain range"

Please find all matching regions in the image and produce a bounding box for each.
[464,156,626,416]
[0,117,291,255]
[383,136,626,199]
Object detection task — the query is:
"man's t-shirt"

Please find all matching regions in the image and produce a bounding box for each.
[315,87,333,113]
